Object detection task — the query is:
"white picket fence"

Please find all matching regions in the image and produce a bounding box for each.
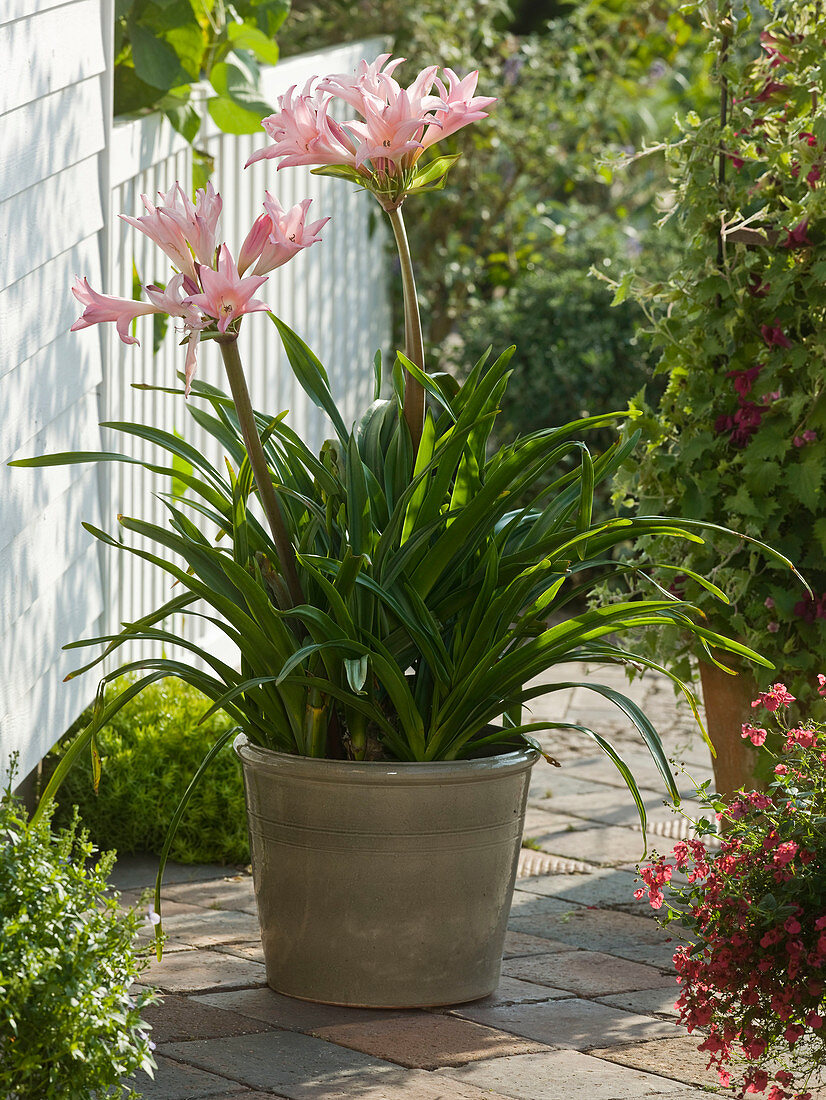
[0,25,391,786]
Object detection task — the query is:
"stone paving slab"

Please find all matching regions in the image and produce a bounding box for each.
[508,890,578,918]
[609,941,680,972]
[159,1031,517,1099]
[469,975,573,1006]
[215,941,266,965]
[195,987,413,1032]
[522,805,588,836]
[590,1036,728,1090]
[141,994,274,1044]
[311,1011,552,1069]
[528,822,651,867]
[111,855,242,891]
[502,929,579,957]
[502,949,676,997]
[449,996,677,1049]
[143,948,268,994]
[437,1048,696,1099]
[596,988,681,1019]
[162,875,258,914]
[151,907,263,948]
[509,905,669,951]
[132,1054,247,1099]
[518,867,647,909]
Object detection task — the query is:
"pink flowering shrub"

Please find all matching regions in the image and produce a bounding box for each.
[637,679,826,1099]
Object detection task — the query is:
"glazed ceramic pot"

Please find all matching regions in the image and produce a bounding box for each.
[234,734,538,1007]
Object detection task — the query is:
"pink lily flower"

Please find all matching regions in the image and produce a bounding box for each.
[423,69,497,148]
[158,181,223,267]
[144,274,210,395]
[70,276,165,345]
[184,245,270,334]
[347,89,432,170]
[316,53,407,112]
[120,185,198,281]
[246,83,357,170]
[121,183,223,278]
[239,195,329,276]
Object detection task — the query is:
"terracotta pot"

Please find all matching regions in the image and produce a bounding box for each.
[699,660,760,801]
[234,734,538,1008]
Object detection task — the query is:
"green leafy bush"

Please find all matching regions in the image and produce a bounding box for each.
[51,678,249,865]
[454,219,661,452]
[0,779,156,1098]
[115,0,290,143]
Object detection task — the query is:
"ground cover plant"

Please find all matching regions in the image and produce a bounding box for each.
[636,679,826,1100]
[0,771,156,1098]
[49,677,248,865]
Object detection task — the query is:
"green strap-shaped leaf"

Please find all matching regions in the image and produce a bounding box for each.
[269,314,348,442]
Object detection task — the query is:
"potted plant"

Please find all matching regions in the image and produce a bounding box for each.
[636,677,826,1100]
[13,54,794,1008]
[601,2,826,798]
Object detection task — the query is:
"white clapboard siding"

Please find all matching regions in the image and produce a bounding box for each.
[0,0,111,785]
[0,0,106,116]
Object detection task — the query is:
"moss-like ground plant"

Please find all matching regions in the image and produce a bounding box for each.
[50,677,248,865]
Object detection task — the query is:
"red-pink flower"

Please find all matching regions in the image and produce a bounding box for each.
[773,841,798,866]
[727,364,763,397]
[818,673,826,696]
[782,220,813,249]
[752,684,796,712]
[742,723,768,746]
[238,195,329,276]
[184,245,270,334]
[760,323,792,349]
[786,726,818,749]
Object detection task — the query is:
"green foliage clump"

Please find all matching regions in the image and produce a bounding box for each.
[455,219,660,450]
[607,1,826,710]
[0,780,156,1098]
[51,678,249,865]
[115,0,290,143]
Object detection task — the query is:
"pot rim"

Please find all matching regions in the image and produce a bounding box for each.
[233,732,539,783]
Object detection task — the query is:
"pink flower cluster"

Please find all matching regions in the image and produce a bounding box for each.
[71,183,327,393]
[246,54,495,208]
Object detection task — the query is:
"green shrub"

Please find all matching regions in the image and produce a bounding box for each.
[0,778,156,1098]
[51,678,249,865]
[454,224,661,450]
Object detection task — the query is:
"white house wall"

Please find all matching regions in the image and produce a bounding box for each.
[0,0,111,786]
